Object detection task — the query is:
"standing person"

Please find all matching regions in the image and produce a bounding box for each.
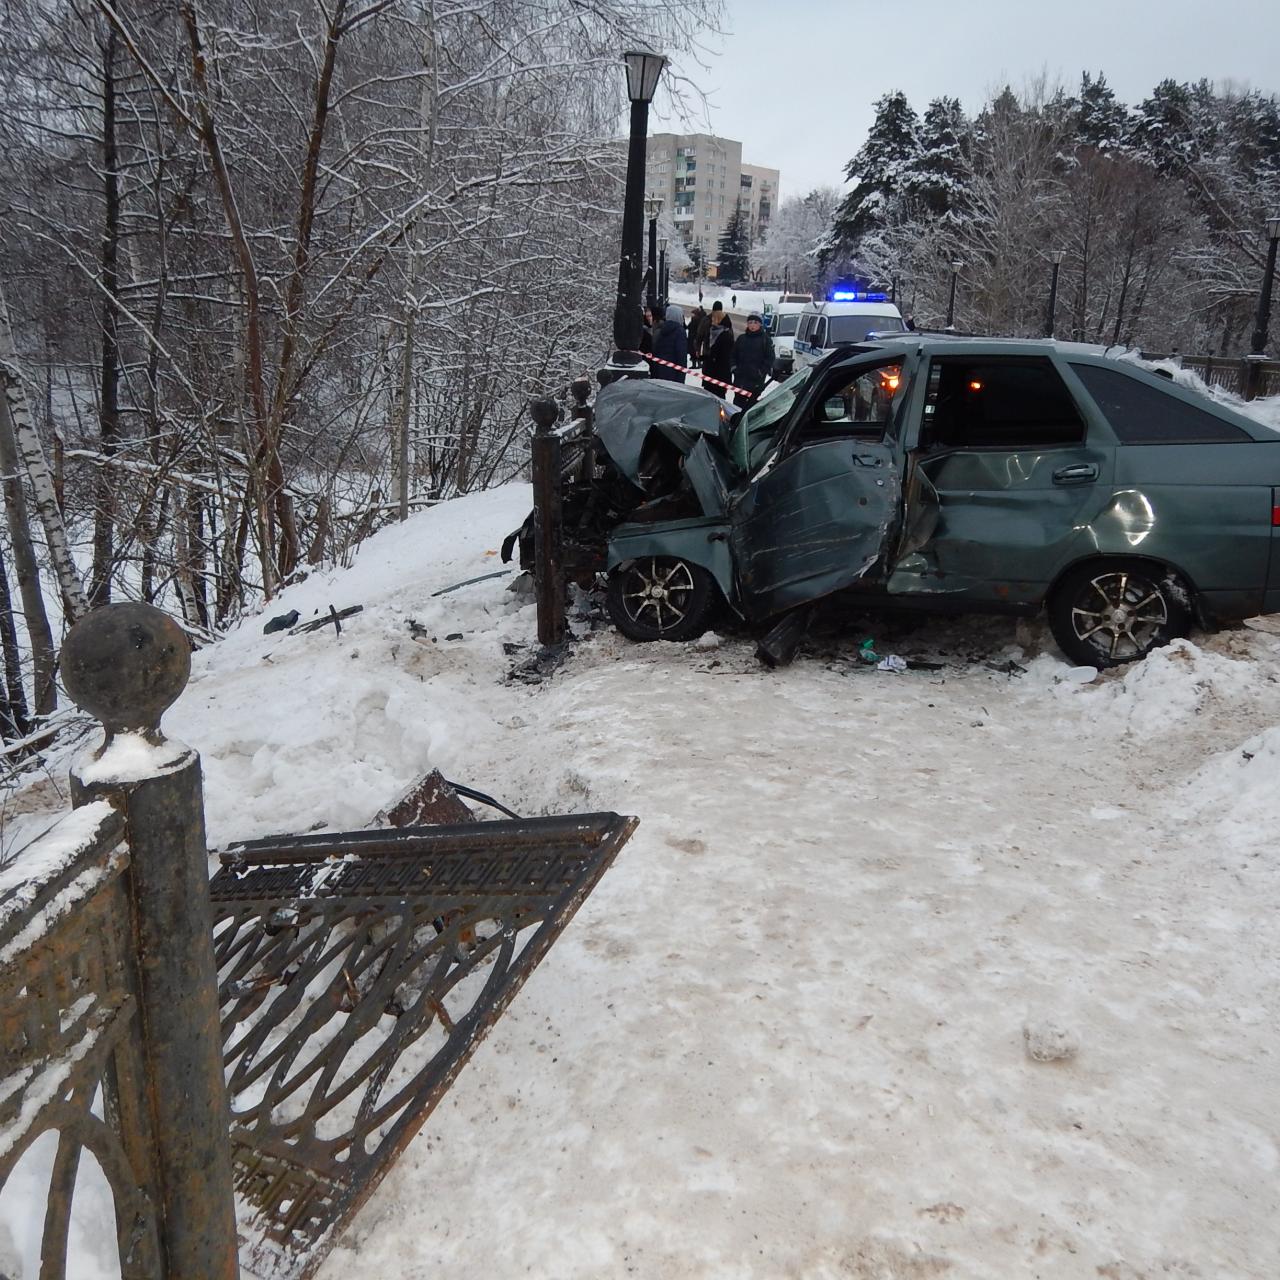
[731,313,775,409]
[651,304,688,382]
[702,307,734,399]
[639,306,654,355]
[686,305,706,366]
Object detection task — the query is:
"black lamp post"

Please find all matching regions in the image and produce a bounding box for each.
[658,235,668,306]
[1044,249,1065,339]
[608,50,667,376]
[645,195,662,314]
[945,259,962,330]
[1243,215,1280,400]
[1250,215,1280,356]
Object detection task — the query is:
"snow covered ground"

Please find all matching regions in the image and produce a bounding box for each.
[6,483,1280,1279]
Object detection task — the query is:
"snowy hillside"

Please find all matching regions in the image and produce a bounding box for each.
[7,481,1280,1278]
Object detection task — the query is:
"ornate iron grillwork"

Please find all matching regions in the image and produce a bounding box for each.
[211,811,637,1280]
[0,804,163,1280]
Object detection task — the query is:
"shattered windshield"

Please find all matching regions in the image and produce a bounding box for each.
[731,366,814,474]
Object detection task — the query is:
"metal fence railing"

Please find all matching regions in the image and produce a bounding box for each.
[1,602,636,1280]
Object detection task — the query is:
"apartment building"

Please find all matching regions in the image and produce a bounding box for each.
[739,164,780,244]
[645,133,779,266]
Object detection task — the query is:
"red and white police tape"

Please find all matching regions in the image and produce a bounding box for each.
[640,352,755,399]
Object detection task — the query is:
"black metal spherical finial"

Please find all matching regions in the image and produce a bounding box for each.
[529,397,559,435]
[62,603,191,741]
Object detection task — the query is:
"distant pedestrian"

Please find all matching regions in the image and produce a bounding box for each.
[702,308,734,399]
[731,293,738,308]
[731,313,774,408]
[904,312,917,332]
[651,304,688,382]
[639,306,654,355]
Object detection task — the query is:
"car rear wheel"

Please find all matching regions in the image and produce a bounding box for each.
[1048,560,1192,668]
[607,556,718,642]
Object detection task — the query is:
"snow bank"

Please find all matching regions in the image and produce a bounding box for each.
[166,485,535,847]
[1176,722,1280,856]
[1022,638,1256,735]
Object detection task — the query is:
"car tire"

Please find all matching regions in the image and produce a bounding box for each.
[606,556,718,642]
[1047,559,1193,668]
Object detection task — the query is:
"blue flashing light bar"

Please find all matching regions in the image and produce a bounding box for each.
[828,289,890,303]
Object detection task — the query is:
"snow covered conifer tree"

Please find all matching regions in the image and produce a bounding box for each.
[1074,72,1129,152]
[1128,79,1200,172]
[830,91,920,248]
[904,96,972,220]
[717,207,751,283]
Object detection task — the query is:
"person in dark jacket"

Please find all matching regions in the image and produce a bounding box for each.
[686,306,707,366]
[651,303,688,382]
[731,313,775,407]
[639,306,655,355]
[701,308,734,399]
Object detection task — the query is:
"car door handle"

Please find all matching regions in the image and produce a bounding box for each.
[852,452,883,467]
[1052,463,1098,485]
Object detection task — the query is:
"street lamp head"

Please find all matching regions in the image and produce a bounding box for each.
[950,259,963,271]
[1051,249,1066,265]
[1267,214,1280,242]
[645,193,663,218]
[658,236,669,251]
[623,50,667,104]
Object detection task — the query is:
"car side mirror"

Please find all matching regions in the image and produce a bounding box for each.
[771,357,791,381]
[822,397,846,422]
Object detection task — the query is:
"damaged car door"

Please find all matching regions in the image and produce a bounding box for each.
[729,355,918,621]
[888,353,1115,607]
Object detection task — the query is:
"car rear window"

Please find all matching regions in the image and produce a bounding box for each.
[1069,363,1251,443]
[773,314,799,336]
[828,315,906,344]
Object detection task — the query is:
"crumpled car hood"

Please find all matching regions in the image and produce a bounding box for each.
[593,380,738,487]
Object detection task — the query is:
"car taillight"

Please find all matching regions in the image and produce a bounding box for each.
[1274,489,1280,526]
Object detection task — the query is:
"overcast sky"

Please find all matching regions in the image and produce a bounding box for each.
[653,0,1280,202]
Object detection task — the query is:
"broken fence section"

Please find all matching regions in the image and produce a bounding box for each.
[0,603,637,1280]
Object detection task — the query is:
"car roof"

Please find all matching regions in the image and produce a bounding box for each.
[803,300,903,317]
[821,337,1274,440]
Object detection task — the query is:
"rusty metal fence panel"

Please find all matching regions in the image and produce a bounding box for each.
[0,803,164,1280]
[211,811,637,1280]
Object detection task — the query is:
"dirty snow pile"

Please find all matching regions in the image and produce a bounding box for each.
[3,484,1280,1279]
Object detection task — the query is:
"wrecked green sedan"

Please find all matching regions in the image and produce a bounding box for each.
[546,338,1280,667]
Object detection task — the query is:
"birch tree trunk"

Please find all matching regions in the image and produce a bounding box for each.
[0,546,31,739]
[0,287,89,625]
[0,387,56,716]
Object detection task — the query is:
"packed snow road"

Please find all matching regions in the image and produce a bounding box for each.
[24,485,1277,1278]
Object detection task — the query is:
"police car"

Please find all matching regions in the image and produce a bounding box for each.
[790,290,907,371]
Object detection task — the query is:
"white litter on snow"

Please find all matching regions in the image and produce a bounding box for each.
[4,482,1280,1278]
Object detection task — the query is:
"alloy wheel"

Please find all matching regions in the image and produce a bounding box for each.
[618,557,698,634]
[1068,569,1169,662]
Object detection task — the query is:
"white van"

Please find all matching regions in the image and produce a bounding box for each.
[763,301,808,370]
[791,294,907,370]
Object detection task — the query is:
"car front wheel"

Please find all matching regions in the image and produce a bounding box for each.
[1048,560,1192,668]
[606,556,717,642]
